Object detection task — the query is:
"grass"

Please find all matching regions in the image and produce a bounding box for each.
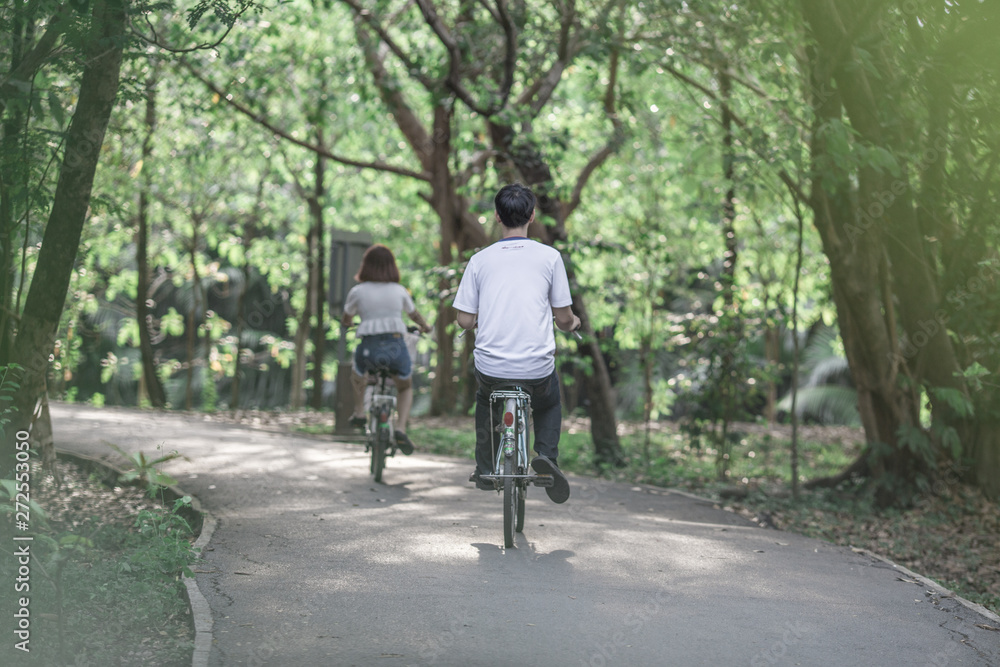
[0,458,199,666]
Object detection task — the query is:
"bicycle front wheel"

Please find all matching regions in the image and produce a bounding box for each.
[373,426,388,483]
[503,455,518,548]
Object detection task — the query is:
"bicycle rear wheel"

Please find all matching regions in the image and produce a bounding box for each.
[503,455,518,548]
[373,425,388,483]
[515,478,525,533]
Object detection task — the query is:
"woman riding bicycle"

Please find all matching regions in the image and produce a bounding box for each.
[342,244,432,454]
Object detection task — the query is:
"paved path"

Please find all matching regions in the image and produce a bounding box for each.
[51,403,1000,666]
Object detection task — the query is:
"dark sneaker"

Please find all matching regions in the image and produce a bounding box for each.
[531,455,570,504]
[394,430,414,455]
[350,416,367,429]
[469,470,494,491]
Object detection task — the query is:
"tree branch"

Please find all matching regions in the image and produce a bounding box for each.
[179,60,429,181]
[413,0,515,116]
[662,64,810,205]
[339,0,437,93]
[517,0,581,115]
[564,42,624,220]
[354,23,437,172]
[130,2,257,55]
[0,5,72,117]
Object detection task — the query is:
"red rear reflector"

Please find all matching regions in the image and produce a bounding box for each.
[503,411,514,427]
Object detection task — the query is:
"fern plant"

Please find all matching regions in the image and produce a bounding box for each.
[777,324,861,426]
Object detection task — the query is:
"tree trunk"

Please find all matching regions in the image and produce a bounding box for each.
[309,130,327,411]
[570,287,624,466]
[137,73,167,407]
[716,66,739,479]
[185,226,202,411]
[231,186,260,412]
[640,329,653,467]
[968,419,1000,499]
[290,307,310,410]
[231,262,248,411]
[800,0,970,503]
[799,12,919,503]
[0,1,33,366]
[427,104,459,416]
[3,0,125,475]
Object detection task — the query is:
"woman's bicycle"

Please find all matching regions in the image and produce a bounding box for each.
[361,327,421,483]
[364,366,398,483]
[478,384,554,548]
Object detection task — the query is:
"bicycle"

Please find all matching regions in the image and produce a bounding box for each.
[360,327,421,483]
[364,366,398,483]
[478,384,555,548]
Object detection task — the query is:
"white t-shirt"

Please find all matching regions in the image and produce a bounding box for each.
[344,282,415,335]
[453,237,573,379]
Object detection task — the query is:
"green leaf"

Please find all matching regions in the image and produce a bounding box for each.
[929,387,974,419]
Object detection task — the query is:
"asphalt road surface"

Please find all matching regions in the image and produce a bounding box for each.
[51,403,1000,667]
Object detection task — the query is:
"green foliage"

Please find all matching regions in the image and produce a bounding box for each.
[0,461,197,665]
[0,363,22,436]
[131,496,200,578]
[0,478,48,526]
[105,443,188,495]
[929,387,975,420]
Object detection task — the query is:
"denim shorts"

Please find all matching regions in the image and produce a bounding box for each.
[353,334,412,380]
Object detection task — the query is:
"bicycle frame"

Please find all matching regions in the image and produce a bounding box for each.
[487,389,532,480]
[480,386,553,548]
[366,370,397,482]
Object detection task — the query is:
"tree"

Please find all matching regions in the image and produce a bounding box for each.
[4,0,128,463]
[0,0,254,477]
[796,0,1000,502]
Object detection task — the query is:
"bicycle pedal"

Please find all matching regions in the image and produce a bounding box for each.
[532,475,554,487]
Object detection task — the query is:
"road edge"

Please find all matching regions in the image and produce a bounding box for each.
[665,486,1000,626]
[851,546,1000,625]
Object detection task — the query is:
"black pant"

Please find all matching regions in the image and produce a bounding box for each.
[474,369,562,475]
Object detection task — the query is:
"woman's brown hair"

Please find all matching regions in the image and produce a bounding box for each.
[355,244,401,283]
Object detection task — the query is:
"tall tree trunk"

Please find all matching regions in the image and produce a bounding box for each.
[291,213,318,410]
[309,129,327,411]
[231,183,261,412]
[137,73,167,407]
[4,0,126,475]
[185,225,202,411]
[799,22,915,502]
[569,284,624,466]
[428,105,459,415]
[0,0,34,366]
[231,263,248,411]
[716,66,739,479]
[482,38,627,466]
[290,307,311,410]
[800,0,969,502]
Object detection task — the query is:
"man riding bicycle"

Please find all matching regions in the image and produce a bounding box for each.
[453,183,581,504]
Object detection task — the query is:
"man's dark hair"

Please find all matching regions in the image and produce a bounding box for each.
[494,183,536,228]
